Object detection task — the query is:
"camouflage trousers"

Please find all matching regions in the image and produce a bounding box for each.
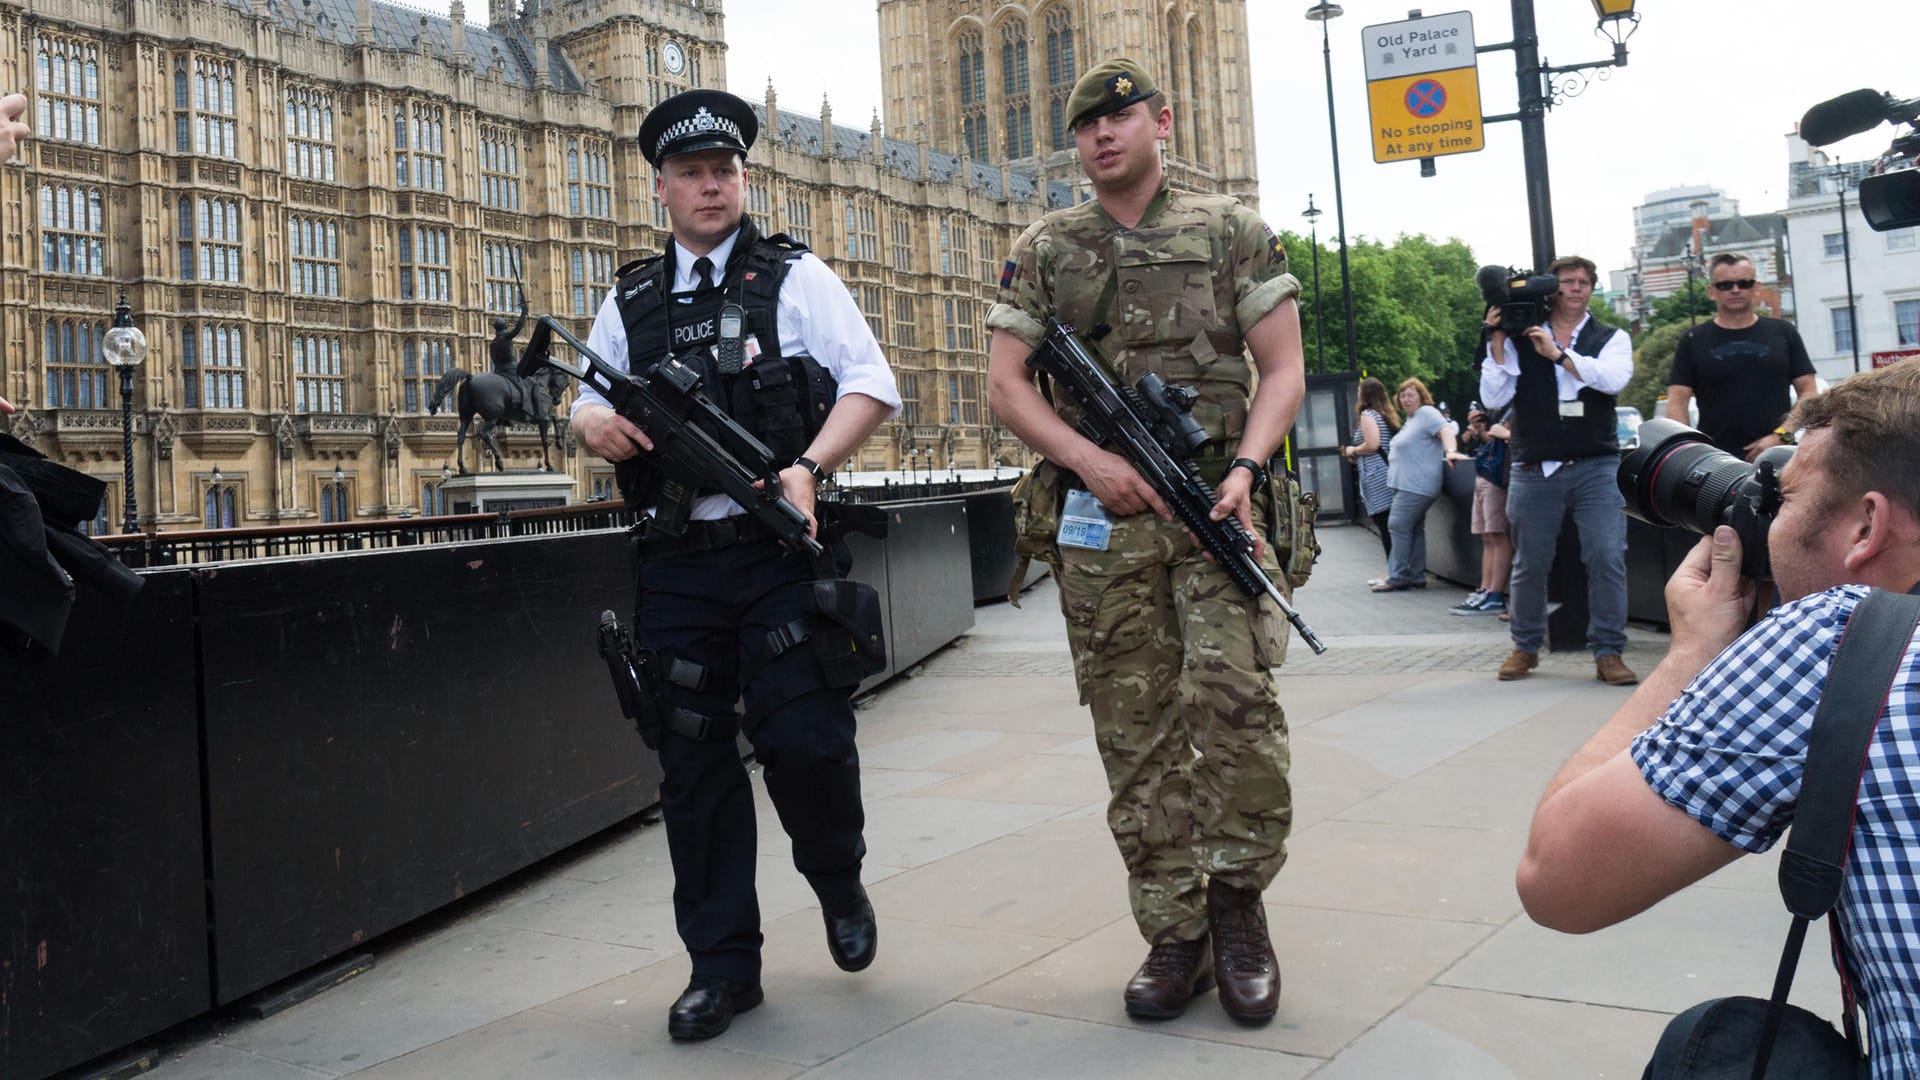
[1055,506,1293,945]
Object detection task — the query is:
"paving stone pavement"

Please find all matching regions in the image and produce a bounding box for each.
[134,522,1837,1080]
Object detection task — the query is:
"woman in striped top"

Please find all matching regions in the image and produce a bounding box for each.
[1341,376,1399,584]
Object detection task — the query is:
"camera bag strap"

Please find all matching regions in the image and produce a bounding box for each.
[1752,586,1920,1079]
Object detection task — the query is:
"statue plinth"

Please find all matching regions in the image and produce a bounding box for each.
[443,471,576,515]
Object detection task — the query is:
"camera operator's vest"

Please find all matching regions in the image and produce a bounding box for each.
[1508,319,1622,465]
[610,224,836,510]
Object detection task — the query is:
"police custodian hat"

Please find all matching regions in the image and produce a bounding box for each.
[637,88,759,168]
[1066,58,1160,130]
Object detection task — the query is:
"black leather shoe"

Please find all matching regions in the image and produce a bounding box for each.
[822,887,878,972]
[667,976,764,1041]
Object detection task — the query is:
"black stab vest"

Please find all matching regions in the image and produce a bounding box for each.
[1507,318,1624,465]
[610,223,837,509]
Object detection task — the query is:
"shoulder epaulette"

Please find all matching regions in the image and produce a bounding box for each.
[615,253,664,280]
[758,231,811,255]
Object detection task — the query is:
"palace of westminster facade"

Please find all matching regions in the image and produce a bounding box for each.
[0,0,1257,529]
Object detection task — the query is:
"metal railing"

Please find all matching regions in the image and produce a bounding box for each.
[99,502,639,568]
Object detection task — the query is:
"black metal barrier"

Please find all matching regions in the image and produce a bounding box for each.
[5,498,983,1080]
[1424,458,1685,642]
[2,571,209,1080]
[196,533,652,1005]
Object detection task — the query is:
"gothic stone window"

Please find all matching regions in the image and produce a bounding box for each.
[398,225,451,303]
[35,34,102,145]
[395,102,447,192]
[182,323,247,409]
[289,215,341,297]
[179,195,242,282]
[40,183,105,275]
[1044,7,1076,151]
[293,334,344,413]
[480,126,521,211]
[1001,21,1032,158]
[567,137,613,218]
[402,337,452,413]
[285,85,337,181]
[957,30,987,160]
[484,241,524,314]
[42,317,108,408]
[571,248,614,317]
[174,54,237,158]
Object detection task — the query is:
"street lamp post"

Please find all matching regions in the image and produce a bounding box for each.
[1835,168,1863,373]
[1304,3,1359,374]
[1482,0,1641,269]
[101,291,149,535]
[1300,195,1325,375]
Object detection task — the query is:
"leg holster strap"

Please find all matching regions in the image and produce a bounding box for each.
[666,706,739,743]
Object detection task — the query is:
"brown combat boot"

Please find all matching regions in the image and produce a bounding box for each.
[1207,880,1280,1024]
[1123,937,1214,1019]
[1596,654,1639,686]
[1497,649,1539,681]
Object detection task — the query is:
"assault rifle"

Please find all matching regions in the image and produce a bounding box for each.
[517,315,827,569]
[1028,319,1327,655]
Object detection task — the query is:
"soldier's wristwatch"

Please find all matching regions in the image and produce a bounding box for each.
[1228,457,1269,490]
[793,456,827,481]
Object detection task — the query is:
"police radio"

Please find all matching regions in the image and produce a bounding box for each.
[716,300,747,375]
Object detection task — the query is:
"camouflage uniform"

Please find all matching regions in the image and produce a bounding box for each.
[987,179,1302,944]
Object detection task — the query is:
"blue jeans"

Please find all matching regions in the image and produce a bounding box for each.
[1385,489,1438,586]
[1503,455,1628,657]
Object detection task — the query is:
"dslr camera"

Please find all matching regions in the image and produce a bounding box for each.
[1476,265,1559,330]
[1617,418,1793,582]
[1801,88,1920,231]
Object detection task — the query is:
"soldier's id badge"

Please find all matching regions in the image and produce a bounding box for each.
[1057,488,1113,551]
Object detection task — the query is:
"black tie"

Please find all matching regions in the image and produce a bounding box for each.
[693,256,714,291]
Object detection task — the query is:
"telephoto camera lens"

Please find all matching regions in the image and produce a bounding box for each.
[1617,417,1791,581]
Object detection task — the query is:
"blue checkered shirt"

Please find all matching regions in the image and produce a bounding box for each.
[1633,585,1920,1078]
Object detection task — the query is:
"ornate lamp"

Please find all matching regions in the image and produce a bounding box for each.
[101,291,148,534]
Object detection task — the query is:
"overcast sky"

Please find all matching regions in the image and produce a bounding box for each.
[708,0,1917,278]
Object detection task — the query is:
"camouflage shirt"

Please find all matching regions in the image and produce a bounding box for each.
[986,178,1301,442]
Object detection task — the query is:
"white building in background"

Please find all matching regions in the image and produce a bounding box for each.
[1634,184,1739,253]
[1782,133,1920,383]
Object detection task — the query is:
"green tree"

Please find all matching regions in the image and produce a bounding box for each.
[1620,320,1689,418]
[1647,280,1714,333]
[1588,296,1630,329]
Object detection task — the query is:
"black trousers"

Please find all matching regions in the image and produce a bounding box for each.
[636,534,865,986]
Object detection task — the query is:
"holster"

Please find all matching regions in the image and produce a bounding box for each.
[1263,470,1320,589]
[806,577,888,687]
[1006,459,1066,606]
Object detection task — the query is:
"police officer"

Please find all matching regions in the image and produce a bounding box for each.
[985,60,1306,1025]
[569,88,901,1041]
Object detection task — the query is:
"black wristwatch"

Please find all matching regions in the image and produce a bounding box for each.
[1228,457,1269,490]
[792,456,827,482]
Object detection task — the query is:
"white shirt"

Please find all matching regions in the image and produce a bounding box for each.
[574,226,902,519]
[1478,312,1633,476]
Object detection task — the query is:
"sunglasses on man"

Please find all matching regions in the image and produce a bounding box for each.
[1711,278,1758,292]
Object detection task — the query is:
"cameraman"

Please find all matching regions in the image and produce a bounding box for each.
[1517,360,1920,1074]
[1479,256,1637,685]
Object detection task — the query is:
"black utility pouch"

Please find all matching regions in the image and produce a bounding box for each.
[808,578,887,686]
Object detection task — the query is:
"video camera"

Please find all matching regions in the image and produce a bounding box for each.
[1617,418,1793,582]
[1476,265,1559,330]
[1801,88,1920,231]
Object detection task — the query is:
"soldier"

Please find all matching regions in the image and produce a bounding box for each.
[985,59,1307,1025]
[569,89,900,1041]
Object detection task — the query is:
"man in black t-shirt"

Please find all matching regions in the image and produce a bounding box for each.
[1666,253,1818,460]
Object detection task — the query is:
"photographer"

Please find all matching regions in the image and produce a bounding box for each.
[1517,359,1920,1075]
[1479,256,1637,685]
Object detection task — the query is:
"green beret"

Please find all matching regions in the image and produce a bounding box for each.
[1066,59,1159,130]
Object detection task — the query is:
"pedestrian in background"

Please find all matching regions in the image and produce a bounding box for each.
[1341,376,1397,587]
[1373,377,1466,593]
[1451,404,1513,616]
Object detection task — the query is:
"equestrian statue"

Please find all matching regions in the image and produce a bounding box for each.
[429,282,568,474]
